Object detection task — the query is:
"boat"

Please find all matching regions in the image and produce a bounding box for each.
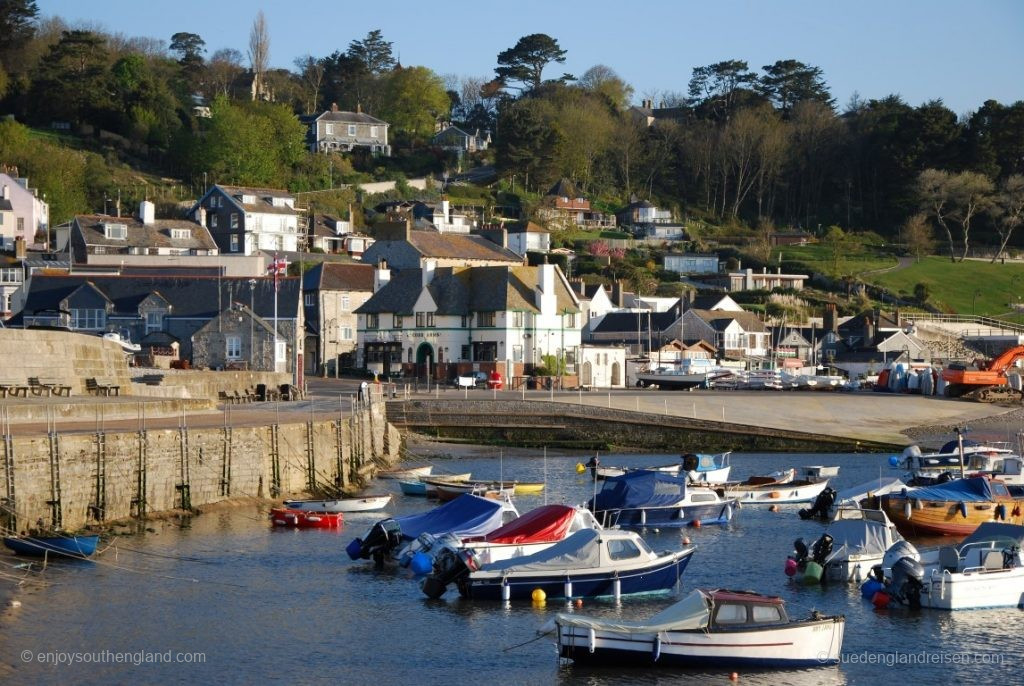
[548,587,845,667]
[2,533,101,558]
[826,476,906,519]
[282,495,391,513]
[683,452,731,483]
[880,477,1024,537]
[897,440,1018,485]
[635,359,733,390]
[269,508,343,528]
[418,473,472,483]
[800,465,839,481]
[433,482,516,502]
[791,508,903,584]
[421,528,696,600]
[588,470,738,528]
[595,463,681,480]
[346,493,518,565]
[428,478,543,501]
[700,470,830,505]
[880,522,1024,610]
[377,465,433,480]
[399,480,429,497]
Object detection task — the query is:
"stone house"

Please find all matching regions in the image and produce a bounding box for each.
[302,262,375,375]
[301,103,390,156]
[190,185,300,256]
[192,303,280,371]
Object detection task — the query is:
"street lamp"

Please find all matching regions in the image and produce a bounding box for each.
[248,279,256,369]
[972,289,983,316]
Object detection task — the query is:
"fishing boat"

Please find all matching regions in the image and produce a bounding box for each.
[2,533,101,558]
[595,463,681,480]
[791,508,903,584]
[282,495,391,513]
[880,477,1024,537]
[377,465,433,480]
[588,470,738,528]
[698,470,830,505]
[346,493,518,565]
[269,508,344,528]
[880,522,1024,610]
[548,588,845,667]
[421,528,695,600]
[683,452,732,483]
[433,482,516,502]
[827,476,906,518]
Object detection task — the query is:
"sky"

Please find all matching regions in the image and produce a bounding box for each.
[37,0,1024,116]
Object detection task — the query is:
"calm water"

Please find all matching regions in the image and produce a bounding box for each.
[1,449,1021,685]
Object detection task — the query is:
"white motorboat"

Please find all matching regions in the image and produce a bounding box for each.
[697,469,828,504]
[827,476,906,518]
[881,522,1024,610]
[897,440,1018,485]
[683,452,732,483]
[794,508,903,583]
[283,494,392,513]
[595,463,681,480]
[548,588,845,668]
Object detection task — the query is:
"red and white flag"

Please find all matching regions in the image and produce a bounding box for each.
[267,254,288,290]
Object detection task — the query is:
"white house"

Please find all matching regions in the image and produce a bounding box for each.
[0,170,49,250]
[578,345,627,388]
[678,308,770,360]
[728,267,808,291]
[355,262,581,383]
[189,185,299,256]
[506,222,551,256]
[664,253,720,275]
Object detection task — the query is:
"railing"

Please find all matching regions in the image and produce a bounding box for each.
[899,312,1024,335]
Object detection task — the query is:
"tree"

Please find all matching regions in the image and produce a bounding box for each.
[494,33,567,92]
[946,171,994,262]
[169,32,205,69]
[0,0,38,69]
[347,29,395,74]
[913,282,930,305]
[294,55,325,113]
[496,99,559,192]
[247,10,270,100]
[687,60,758,120]
[579,64,633,110]
[902,212,935,261]
[918,168,956,261]
[30,30,112,124]
[379,65,449,140]
[821,225,849,276]
[206,48,243,98]
[992,175,1024,263]
[758,59,833,116]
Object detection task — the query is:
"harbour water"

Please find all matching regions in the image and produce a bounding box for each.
[1,448,1020,685]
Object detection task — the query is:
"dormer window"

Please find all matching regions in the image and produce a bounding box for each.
[103,223,127,239]
[242,194,256,204]
[170,228,191,239]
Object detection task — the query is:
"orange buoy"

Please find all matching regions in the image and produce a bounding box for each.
[682,536,691,545]
[730,672,739,681]
[690,519,702,528]
[575,598,583,608]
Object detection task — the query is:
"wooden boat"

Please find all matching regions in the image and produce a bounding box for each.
[377,465,432,480]
[880,476,1024,537]
[421,528,695,600]
[269,508,344,528]
[882,522,1024,610]
[430,479,543,501]
[897,440,1019,485]
[2,534,101,558]
[418,473,472,483]
[283,495,391,513]
[589,470,737,528]
[399,480,428,497]
[550,588,844,667]
[433,481,516,502]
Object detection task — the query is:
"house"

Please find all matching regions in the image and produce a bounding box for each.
[302,262,375,375]
[301,103,390,156]
[683,292,743,312]
[190,185,300,256]
[585,305,682,353]
[727,267,808,292]
[0,169,49,250]
[70,202,219,263]
[355,262,581,382]
[13,274,303,377]
[361,216,523,269]
[422,197,474,234]
[506,222,550,256]
[678,308,770,360]
[432,124,490,153]
[536,179,616,230]
[628,99,690,127]
[192,304,280,371]
[569,279,621,323]
[664,253,720,275]
[578,345,627,388]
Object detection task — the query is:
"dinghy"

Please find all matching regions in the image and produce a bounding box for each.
[282,495,391,513]
[3,534,101,558]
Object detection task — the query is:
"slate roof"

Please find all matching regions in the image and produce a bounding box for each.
[303,262,374,292]
[74,215,218,251]
[356,266,579,316]
[591,310,679,334]
[689,294,731,310]
[690,309,767,333]
[361,230,523,266]
[211,185,297,216]
[309,110,387,125]
[17,275,300,321]
[506,221,549,234]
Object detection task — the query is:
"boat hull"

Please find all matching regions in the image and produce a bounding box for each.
[399,480,428,496]
[556,617,844,667]
[918,567,1024,610]
[378,466,432,479]
[3,535,100,557]
[283,495,391,513]
[710,479,829,505]
[881,496,1024,536]
[597,464,680,480]
[686,466,731,483]
[269,508,343,528]
[460,549,693,600]
[596,501,736,528]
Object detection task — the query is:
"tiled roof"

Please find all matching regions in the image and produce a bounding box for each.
[591,310,679,334]
[74,215,218,251]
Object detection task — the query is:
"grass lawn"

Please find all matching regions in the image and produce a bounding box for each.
[776,244,898,275]
[865,256,1024,320]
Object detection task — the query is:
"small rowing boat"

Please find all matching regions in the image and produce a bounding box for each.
[377,465,432,480]
[283,495,391,513]
[269,508,344,528]
[3,534,101,558]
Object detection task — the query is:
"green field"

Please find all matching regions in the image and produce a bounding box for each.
[776,244,898,275]
[865,257,1024,319]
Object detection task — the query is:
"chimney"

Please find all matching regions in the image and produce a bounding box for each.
[422,258,436,287]
[139,200,155,225]
[374,259,390,293]
[441,196,450,226]
[14,237,26,259]
[611,280,624,308]
[356,102,362,114]
[197,206,207,227]
[824,303,838,334]
[331,102,338,113]
[1,185,7,200]
[863,313,876,348]
[536,263,556,313]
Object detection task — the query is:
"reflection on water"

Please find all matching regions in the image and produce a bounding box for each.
[0,449,1020,685]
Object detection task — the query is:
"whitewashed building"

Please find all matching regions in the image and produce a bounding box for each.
[664,253,720,275]
[190,185,300,255]
[0,171,49,250]
[578,345,627,388]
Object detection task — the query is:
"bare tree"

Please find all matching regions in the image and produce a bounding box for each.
[948,171,994,262]
[248,10,270,100]
[294,55,325,113]
[207,48,243,98]
[992,174,1024,263]
[918,169,956,262]
[903,212,936,261]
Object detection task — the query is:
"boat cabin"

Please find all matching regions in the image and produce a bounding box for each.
[709,590,789,629]
[936,523,1024,573]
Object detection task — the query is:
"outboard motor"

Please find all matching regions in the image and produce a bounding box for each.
[882,540,920,572]
[346,518,403,566]
[799,487,837,520]
[681,453,699,473]
[420,546,481,599]
[887,556,925,609]
[811,533,834,565]
[792,538,809,568]
[936,471,954,484]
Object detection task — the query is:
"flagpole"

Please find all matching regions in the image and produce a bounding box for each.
[273,253,280,373]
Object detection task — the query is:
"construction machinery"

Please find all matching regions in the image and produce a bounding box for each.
[941,344,1024,401]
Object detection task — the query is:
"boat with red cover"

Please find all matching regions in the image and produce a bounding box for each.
[455,504,602,563]
[269,508,344,528]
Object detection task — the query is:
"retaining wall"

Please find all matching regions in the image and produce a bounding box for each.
[0,329,132,394]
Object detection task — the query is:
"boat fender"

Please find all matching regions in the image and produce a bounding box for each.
[1014,506,1022,518]
[903,502,912,521]
[871,590,891,608]
[409,552,433,576]
[958,501,968,519]
[588,628,596,654]
[995,504,1007,521]
[915,498,923,510]
[652,634,661,662]
[345,538,364,561]
[861,578,884,600]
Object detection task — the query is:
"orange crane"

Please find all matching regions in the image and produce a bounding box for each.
[941,344,1024,401]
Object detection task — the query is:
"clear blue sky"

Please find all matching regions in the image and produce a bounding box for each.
[38,0,1024,115]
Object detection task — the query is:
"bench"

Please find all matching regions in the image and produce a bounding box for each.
[85,378,120,396]
[29,377,73,397]
[0,383,29,398]
[218,390,236,404]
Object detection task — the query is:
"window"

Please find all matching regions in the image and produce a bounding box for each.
[325,123,334,135]
[606,539,641,561]
[370,126,379,138]
[512,345,523,362]
[565,313,576,328]
[17,218,24,233]
[341,295,350,310]
[394,314,403,329]
[210,196,219,209]
[715,604,747,625]
[461,315,469,328]
[71,308,105,330]
[211,214,218,228]
[341,327,353,340]
[477,312,495,327]
[415,313,424,327]
[426,313,435,327]
[170,228,191,239]
[103,223,127,239]
[230,213,239,229]
[749,334,757,349]
[460,344,470,361]
[304,293,314,306]
[145,312,163,334]
[226,335,242,360]
[367,314,378,329]
[230,234,239,252]
[513,311,523,327]
[348,124,357,136]
[751,605,783,623]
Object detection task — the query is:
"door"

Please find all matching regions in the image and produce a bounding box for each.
[415,342,434,381]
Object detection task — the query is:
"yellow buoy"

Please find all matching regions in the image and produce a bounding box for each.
[532,588,547,603]
[575,463,586,474]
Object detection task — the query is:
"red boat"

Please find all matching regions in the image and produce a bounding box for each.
[269,507,344,528]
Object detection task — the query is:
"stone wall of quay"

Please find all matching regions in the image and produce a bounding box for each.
[0,400,401,532]
[387,399,904,453]
[0,329,132,394]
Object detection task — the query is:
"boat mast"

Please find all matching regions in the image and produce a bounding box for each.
[956,426,966,479]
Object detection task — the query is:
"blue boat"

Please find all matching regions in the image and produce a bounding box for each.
[3,534,100,558]
[399,480,428,496]
[422,528,695,600]
[588,470,738,528]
